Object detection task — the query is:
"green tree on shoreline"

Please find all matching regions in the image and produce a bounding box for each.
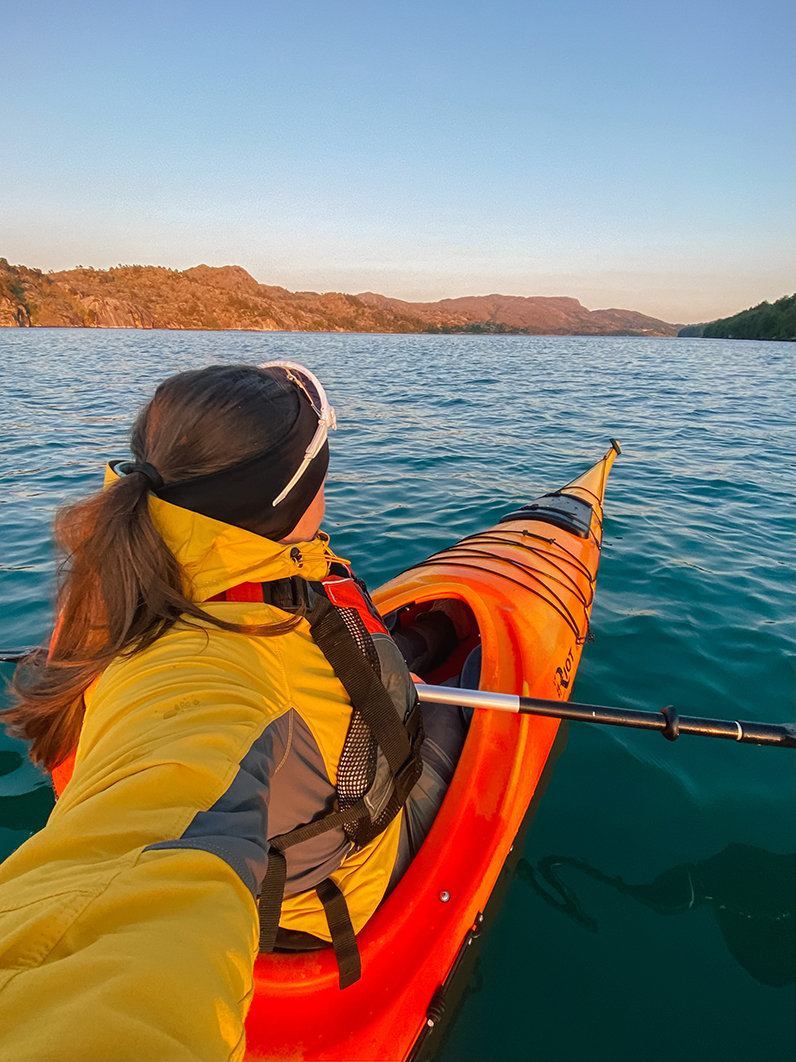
[679,294,795,341]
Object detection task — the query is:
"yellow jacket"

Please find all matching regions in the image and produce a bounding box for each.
[0,478,406,1061]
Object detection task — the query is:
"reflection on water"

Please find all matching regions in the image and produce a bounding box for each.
[517,844,795,987]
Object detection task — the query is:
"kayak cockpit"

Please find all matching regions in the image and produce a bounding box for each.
[386,598,481,687]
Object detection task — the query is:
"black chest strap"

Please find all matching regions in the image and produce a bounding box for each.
[257,797,368,988]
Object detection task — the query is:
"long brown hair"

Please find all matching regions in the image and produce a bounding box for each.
[7,365,310,770]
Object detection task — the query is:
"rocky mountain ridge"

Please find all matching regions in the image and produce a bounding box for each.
[0,258,680,336]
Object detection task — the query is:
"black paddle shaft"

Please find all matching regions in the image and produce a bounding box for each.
[517,695,796,748]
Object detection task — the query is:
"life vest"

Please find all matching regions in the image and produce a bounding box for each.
[210,561,425,988]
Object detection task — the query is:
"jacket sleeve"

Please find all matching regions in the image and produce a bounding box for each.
[0,848,256,1061]
[0,624,292,1062]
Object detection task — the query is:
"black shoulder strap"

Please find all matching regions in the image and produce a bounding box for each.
[306,587,422,790]
[255,576,423,799]
[256,577,424,989]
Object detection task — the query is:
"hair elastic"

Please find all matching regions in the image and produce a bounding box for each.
[120,461,165,491]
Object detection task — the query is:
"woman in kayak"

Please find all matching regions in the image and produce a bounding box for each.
[0,363,467,1062]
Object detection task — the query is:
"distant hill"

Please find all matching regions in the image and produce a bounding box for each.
[0,257,679,337]
[356,291,678,336]
[678,295,795,341]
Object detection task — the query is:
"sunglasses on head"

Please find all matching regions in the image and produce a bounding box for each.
[260,361,337,507]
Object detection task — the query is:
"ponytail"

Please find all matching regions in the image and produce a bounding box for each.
[6,365,309,770]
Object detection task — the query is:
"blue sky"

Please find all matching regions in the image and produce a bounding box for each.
[2,0,793,322]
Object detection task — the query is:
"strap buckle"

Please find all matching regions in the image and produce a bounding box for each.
[265,576,310,612]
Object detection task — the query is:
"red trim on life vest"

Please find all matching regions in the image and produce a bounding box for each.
[48,613,64,662]
[51,749,77,799]
[224,583,267,603]
[208,583,266,603]
[47,614,79,797]
[210,577,387,636]
[322,577,388,636]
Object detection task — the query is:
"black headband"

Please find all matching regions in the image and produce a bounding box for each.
[119,389,327,541]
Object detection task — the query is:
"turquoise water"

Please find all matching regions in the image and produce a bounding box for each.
[1,330,794,1061]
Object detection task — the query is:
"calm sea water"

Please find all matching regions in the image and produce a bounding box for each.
[1,330,794,1062]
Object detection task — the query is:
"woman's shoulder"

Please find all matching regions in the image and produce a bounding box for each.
[88,621,296,727]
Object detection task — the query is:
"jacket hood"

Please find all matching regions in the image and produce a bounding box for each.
[104,463,340,601]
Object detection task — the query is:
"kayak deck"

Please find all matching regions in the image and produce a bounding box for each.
[244,444,618,1061]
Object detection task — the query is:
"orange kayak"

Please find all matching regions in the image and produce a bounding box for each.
[245,442,620,1062]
